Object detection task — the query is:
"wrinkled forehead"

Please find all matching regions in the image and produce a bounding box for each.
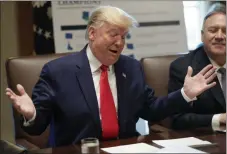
[99,22,129,33]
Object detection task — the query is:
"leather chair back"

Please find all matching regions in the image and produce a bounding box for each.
[141,55,182,97]
[141,55,183,128]
[5,53,71,148]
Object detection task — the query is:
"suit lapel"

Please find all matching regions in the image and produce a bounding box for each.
[114,57,129,133]
[193,48,225,109]
[74,46,102,135]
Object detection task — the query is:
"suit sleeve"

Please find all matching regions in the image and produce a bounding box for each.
[21,64,55,135]
[168,61,213,130]
[138,63,190,122]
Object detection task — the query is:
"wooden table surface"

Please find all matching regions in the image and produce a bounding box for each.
[28,126,226,154]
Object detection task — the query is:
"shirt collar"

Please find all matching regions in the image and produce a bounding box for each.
[86,45,114,73]
[208,57,226,71]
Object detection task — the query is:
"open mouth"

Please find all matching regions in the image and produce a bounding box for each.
[109,49,118,54]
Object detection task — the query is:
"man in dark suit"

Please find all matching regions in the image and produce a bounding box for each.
[6,6,216,147]
[168,3,226,130]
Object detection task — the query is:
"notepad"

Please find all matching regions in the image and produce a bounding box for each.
[153,137,211,148]
[101,143,160,153]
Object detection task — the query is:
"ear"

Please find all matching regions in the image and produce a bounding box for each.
[88,26,96,41]
[201,30,204,42]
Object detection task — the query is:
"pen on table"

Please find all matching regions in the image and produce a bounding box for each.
[189,143,218,148]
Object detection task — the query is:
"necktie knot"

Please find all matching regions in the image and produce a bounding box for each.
[218,67,226,75]
[100,65,108,72]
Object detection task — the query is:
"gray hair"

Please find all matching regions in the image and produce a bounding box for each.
[85,5,138,40]
[202,3,226,30]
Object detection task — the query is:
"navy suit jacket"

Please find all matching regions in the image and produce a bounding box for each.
[22,45,189,147]
[168,46,226,130]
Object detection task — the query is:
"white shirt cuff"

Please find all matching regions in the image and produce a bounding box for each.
[212,114,221,131]
[181,88,197,102]
[23,110,36,127]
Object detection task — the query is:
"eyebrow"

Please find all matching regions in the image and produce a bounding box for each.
[108,28,118,31]
[108,29,129,35]
[207,25,226,29]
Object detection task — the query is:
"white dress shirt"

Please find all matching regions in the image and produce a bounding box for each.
[208,58,226,131]
[86,45,118,118]
[24,45,193,126]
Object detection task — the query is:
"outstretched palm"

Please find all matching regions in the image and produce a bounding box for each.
[183,64,217,99]
[5,84,35,120]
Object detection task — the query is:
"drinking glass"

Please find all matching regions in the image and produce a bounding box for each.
[81,137,100,153]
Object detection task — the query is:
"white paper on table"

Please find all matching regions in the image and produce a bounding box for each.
[155,146,207,153]
[153,137,211,147]
[101,143,160,153]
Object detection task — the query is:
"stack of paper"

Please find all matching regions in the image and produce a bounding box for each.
[101,141,207,153]
[101,143,159,153]
[152,137,211,147]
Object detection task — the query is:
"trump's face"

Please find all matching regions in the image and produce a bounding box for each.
[88,22,128,66]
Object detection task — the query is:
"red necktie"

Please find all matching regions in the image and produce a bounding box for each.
[100,65,119,139]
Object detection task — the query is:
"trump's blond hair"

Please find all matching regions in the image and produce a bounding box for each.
[85,6,138,40]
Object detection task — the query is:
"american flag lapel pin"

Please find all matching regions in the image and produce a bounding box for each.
[122,73,126,78]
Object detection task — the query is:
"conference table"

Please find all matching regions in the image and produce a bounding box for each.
[28,125,226,154]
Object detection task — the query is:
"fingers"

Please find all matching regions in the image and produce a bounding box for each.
[206,71,217,83]
[205,82,216,91]
[5,88,16,97]
[6,91,17,102]
[17,84,26,95]
[204,66,216,79]
[5,87,20,105]
[5,86,28,114]
[5,88,17,101]
[199,64,213,75]
[5,84,26,96]
[6,90,22,112]
[186,66,193,77]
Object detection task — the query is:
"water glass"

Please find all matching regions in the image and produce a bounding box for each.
[81,137,100,153]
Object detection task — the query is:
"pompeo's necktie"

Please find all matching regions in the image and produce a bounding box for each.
[218,67,226,99]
